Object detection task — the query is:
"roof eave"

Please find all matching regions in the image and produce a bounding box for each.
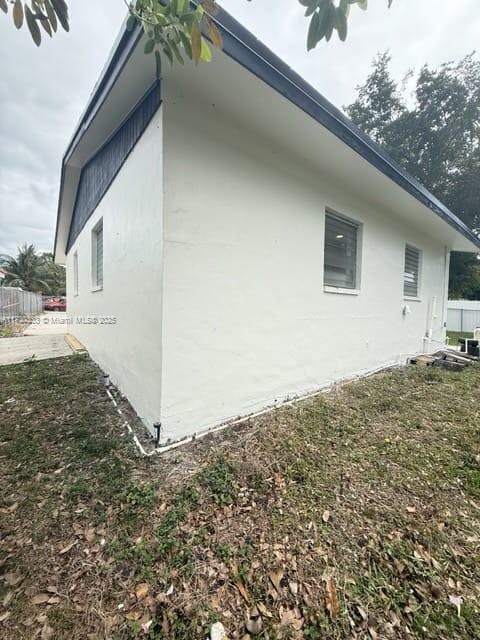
[54,3,480,262]
[54,19,142,262]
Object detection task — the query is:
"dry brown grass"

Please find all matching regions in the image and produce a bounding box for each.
[0,320,26,338]
[1,356,479,639]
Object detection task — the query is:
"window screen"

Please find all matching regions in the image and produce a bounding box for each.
[404,245,420,297]
[92,221,103,288]
[73,252,78,295]
[324,213,358,289]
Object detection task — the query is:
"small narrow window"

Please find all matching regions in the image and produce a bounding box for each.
[73,251,78,295]
[404,245,421,297]
[324,212,359,289]
[92,219,103,290]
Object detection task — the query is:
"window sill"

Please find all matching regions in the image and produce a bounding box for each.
[404,296,421,302]
[324,286,360,296]
[92,285,103,293]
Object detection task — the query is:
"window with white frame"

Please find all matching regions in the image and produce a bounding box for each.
[92,219,103,289]
[73,251,78,295]
[324,211,359,289]
[403,244,421,297]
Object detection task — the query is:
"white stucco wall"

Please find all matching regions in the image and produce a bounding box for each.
[65,108,163,434]
[160,90,449,443]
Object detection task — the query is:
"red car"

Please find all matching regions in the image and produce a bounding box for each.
[43,297,67,312]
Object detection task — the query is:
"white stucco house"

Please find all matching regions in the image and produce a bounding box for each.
[54,7,480,445]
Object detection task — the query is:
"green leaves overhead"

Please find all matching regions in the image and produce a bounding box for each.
[13,0,23,29]
[335,6,348,41]
[307,1,331,50]
[3,0,68,45]
[131,0,393,67]
[303,0,391,48]
[191,20,202,64]
[1,0,394,60]
[43,0,57,32]
[144,38,155,55]
[205,15,223,49]
[128,0,219,71]
[25,4,41,45]
[50,0,68,31]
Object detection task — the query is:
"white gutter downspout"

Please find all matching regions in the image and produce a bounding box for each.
[430,295,438,347]
[442,247,451,344]
[423,247,451,352]
[423,295,438,353]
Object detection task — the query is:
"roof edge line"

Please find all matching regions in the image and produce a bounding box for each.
[209,5,480,250]
[55,3,480,260]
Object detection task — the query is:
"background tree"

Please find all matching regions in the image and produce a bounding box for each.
[0,244,66,295]
[346,52,404,148]
[346,53,480,299]
[39,252,67,296]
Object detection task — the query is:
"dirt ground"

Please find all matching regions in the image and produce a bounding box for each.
[1,355,479,639]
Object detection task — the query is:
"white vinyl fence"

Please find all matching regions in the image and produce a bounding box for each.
[0,286,43,321]
[447,300,480,333]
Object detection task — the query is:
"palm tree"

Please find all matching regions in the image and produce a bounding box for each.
[0,244,49,293]
[39,252,66,296]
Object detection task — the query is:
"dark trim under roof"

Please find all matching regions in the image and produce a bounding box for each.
[55,4,480,257]
[66,82,161,253]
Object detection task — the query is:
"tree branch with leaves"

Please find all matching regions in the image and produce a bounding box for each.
[125,0,223,72]
[2,0,393,56]
[0,0,69,45]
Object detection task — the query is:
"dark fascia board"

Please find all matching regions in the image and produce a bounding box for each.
[212,6,480,250]
[53,20,143,260]
[55,4,480,259]
[66,81,161,252]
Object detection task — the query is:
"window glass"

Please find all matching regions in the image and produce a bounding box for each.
[92,220,103,288]
[404,245,420,297]
[324,213,358,289]
[73,252,78,295]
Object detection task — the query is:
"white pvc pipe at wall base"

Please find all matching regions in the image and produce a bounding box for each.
[105,386,150,457]
[104,352,433,458]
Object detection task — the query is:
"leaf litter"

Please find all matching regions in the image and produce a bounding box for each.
[1,356,480,638]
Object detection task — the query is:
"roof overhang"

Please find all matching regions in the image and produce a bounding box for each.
[54,4,480,263]
[54,19,152,263]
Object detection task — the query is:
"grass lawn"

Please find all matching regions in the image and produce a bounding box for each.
[1,356,480,639]
[447,331,474,346]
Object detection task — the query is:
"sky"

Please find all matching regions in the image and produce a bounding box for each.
[0,0,478,256]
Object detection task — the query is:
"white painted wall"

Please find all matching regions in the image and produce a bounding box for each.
[63,77,453,446]
[160,89,448,443]
[66,108,163,434]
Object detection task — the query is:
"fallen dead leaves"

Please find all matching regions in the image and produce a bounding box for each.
[58,540,77,555]
[3,572,23,587]
[268,566,284,593]
[2,357,480,638]
[323,574,339,620]
[31,594,51,606]
[135,582,150,600]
